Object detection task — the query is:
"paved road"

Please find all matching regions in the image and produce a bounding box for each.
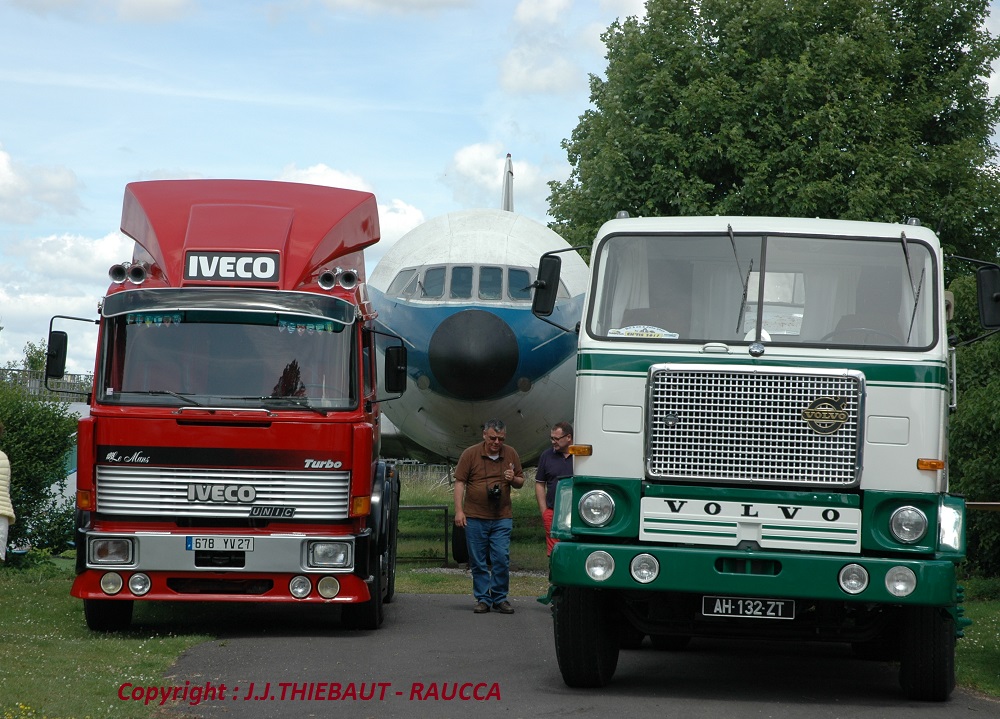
[150,593,998,719]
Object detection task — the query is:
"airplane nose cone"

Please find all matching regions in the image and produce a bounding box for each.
[428,309,519,400]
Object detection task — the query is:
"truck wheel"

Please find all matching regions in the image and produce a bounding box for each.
[84,598,133,632]
[384,481,400,604]
[553,587,619,687]
[341,558,385,630]
[898,606,955,701]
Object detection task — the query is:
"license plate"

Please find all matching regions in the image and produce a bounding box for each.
[702,595,795,620]
[186,536,254,552]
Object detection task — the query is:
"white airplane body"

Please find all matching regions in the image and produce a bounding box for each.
[369,205,588,464]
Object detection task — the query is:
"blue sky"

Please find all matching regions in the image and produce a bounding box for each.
[0,0,995,373]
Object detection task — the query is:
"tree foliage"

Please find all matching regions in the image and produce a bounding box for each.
[549,0,1000,258]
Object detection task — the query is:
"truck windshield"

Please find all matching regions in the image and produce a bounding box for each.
[98,310,357,410]
[589,232,935,349]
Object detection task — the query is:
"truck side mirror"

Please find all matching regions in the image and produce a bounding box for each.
[383,345,407,395]
[46,330,69,379]
[531,254,562,318]
[976,264,1000,329]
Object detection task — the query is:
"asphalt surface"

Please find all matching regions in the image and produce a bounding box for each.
[141,592,1000,719]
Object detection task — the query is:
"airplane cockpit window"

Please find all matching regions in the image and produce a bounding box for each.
[480,266,503,300]
[508,268,531,300]
[451,266,473,298]
[387,268,418,298]
[422,267,445,298]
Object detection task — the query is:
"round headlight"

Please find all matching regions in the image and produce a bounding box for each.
[317,576,341,599]
[289,575,312,599]
[100,571,123,595]
[585,551,615,581]
[838,563,869,594]
[890,506,928,544]
[579,490,615,527]
[128,573,151,596]
[885,566,917,597]
[630,554,659,584]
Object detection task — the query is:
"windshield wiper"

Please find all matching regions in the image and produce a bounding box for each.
[729,224,754,334]
[900,231,924,344]
[122,389,205,406]
[259,396,328,416]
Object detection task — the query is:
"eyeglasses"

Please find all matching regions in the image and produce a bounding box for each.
[485,434,506,443]
[550,434,570,442]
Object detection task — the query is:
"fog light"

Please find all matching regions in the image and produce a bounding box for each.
[838,563,869,594]
[100,572,124,595]
[90,538,133,565]
[890,506,928,544]
[317,576,341,599]
[309,541,352,568]
[630,554,659,584]
[579,490,615,527]
[128,573,151,596]
[885,566,917,597]
[585,551,615,581]
[289,575,312,599]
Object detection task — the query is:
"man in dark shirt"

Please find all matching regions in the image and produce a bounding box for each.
[535,421,573,556]
[454,419,525,614]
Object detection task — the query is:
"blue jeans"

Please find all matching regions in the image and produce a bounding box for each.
[464,517,512,606]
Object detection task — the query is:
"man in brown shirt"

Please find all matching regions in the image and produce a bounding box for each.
[454,418,525,614]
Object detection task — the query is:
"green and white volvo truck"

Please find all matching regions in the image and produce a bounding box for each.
[531,215,997,701]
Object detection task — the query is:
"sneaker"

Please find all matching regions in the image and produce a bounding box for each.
[495,601,514,614]
[473,601,491,614]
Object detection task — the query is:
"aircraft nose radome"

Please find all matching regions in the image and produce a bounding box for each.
[428,309,519,400]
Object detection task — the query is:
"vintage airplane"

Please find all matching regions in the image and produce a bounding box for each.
[369,155,589,464]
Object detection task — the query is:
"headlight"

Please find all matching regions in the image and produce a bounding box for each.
[630,554,659,584]
[90,538,134,565]
[289,575,312,599]
[885,566,917,597]
[939,504,963,552]
[308,541,352,568]
[838,563,869,594]
[579,490,615,527]
[128,573,151,596]
[585,551,615,581]
[889,506,927,544]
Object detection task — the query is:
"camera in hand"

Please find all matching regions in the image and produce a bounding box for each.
[487,483,502,502]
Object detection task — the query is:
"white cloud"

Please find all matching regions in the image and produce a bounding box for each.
[500,45,582,95]
[442,143,552,220]
[514,0,571,26]
[315,0,470,13]
[113,0,195,22]
[0,145,82,223]
[276,163,374,192]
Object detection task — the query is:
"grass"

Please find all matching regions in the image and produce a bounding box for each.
[1,471,997,718]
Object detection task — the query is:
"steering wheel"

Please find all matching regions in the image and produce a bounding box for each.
[819,327,903,345]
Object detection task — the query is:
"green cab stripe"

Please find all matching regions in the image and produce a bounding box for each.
[578,351,947,385]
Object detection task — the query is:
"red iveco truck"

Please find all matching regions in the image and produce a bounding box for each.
[46,179,407,631]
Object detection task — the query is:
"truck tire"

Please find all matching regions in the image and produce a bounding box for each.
[384,476,400,604]
[84,598,133,632]
[898,606,955,701]
[553,587,619,687]
[341,562,384,630]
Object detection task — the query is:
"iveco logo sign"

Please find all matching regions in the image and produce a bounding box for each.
[187,484,257,503]
[801,396,849,434]
[184,252,280,282]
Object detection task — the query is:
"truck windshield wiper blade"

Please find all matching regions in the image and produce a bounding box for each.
[130,389,205,406]
[260,396,328,415]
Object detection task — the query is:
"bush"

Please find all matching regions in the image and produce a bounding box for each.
[0,382,78,556]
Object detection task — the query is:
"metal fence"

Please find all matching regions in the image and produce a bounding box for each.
[1,369,91,397]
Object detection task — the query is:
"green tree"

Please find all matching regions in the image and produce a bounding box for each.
[549,0,1000,260]
[0,382,77,554]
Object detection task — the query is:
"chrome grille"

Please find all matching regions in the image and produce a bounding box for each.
[647,364,863,486]
[96,465,351,519]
